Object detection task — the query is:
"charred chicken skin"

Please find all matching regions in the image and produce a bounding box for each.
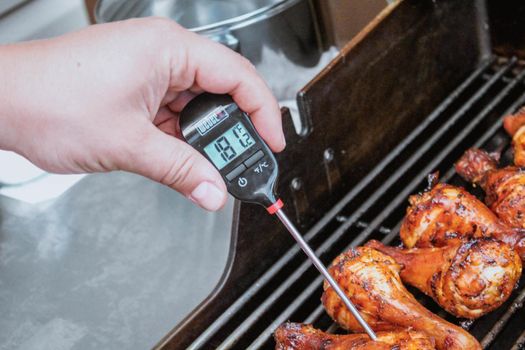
[321,247,481,350]
[504,107,525,167]
[274,322,436,350]
[399,183,525,259]
[366,239,522,319]
[456,147,525,229]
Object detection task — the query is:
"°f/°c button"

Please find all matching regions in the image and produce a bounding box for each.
[226,164,247,181]
[244,150,264,168]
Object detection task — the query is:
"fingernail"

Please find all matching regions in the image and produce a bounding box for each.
[281,133,287,148]
[189,182,225,211]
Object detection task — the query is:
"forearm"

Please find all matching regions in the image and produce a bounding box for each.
[0,38,70,157]
[0,43,30,154]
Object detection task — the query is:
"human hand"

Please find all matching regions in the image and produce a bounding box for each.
[0,18,285,211]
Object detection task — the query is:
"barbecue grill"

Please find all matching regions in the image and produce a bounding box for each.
[156,1,525,349]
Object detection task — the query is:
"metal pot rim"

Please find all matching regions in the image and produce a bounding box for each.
[94,0,305,34]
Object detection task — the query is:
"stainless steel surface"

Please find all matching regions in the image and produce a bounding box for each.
[0,0,30,17]
[274,208,377,341]
[0,172,233,350]
[95,0,324,100]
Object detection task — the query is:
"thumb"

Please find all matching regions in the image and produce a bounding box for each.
[126,127,227,211]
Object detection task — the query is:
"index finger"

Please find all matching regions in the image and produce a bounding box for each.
[173,29,286,152]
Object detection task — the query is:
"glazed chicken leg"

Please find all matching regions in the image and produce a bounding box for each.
[456,147,525,229]
[400,183,525,259]
[366,239,522,319]
[274,322,436,350]
[504,107,525,166]
[322,247,481,350]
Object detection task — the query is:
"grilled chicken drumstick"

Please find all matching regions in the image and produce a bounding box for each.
[366,239,522,319]
[400,183,525,259]
[456,147,525,229]
[274,322,436,350]
[504,107,525,167]
[322,247,481,350]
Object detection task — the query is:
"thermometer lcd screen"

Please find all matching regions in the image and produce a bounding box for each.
[203,122,255,169]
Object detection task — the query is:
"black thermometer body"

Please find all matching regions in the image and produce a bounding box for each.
[179,92,378,340]
[180,93,280,210]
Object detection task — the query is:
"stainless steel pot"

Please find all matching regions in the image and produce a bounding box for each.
[95,0,324,99]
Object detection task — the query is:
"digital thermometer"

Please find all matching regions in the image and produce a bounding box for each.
[180,93,377,340]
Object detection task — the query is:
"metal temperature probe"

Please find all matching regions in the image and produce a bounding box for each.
[179,93,377,340]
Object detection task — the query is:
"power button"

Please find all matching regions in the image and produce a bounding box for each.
[238,177,248,187]
[225,164,247,181]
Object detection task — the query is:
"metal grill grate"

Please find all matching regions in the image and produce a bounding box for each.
[190,56,525,349]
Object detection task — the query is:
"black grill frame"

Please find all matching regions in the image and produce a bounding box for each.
[181,57,525,349]
[155,1,525,349]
